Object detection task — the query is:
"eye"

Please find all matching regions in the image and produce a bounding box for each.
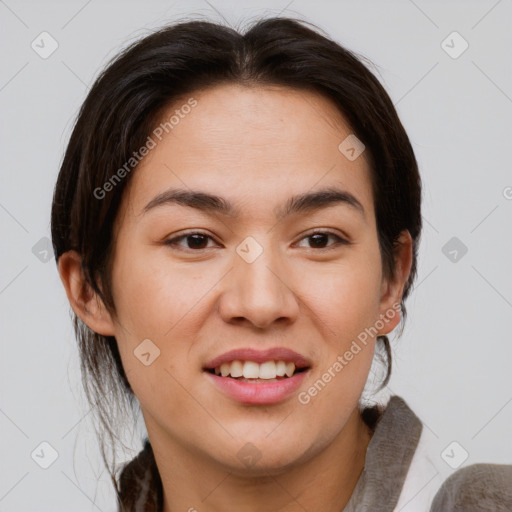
[163,229,350,253]
[295,230,350,250]
[164,231,218,251]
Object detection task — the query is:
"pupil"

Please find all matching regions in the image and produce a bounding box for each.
[188,234,207,249]
[310,233,327,248]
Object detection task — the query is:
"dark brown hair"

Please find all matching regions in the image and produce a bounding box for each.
[51,15,422,510]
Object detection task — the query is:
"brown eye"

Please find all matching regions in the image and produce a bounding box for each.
[296,231,349,250]
[164,232,217,251]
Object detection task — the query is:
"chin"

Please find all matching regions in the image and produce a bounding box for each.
[226,450,309,477]
[208,435,315,476]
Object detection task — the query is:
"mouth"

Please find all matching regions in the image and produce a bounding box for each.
[204,360,310,383]
[203,348,312,405]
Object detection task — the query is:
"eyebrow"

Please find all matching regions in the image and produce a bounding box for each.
[142,186,365,220]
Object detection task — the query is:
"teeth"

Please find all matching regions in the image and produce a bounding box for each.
[276,361,287,377]
[285,362,295,378]
[230,360,243,378]
[213,360,299,379]
[220,363,230,377]
[243,361,260,379]
[259,361,276,379]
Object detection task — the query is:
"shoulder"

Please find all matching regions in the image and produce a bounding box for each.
[430,463,512,512]
[384,396,512,512]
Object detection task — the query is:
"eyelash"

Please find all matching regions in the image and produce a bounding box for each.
[163,230,350,252]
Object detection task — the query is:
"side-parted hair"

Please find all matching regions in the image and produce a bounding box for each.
[51,16,422,511]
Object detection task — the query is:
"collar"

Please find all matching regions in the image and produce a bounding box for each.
[342,395,423,512]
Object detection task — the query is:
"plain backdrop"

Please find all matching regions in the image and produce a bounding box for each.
[1,0,511,510]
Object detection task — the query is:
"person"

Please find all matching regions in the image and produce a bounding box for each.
[50,16,512,512]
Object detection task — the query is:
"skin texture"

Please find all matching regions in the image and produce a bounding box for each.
[58,83,412,512]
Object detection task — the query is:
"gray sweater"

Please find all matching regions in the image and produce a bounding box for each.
[344,395,512,511]
[118,395,512,511]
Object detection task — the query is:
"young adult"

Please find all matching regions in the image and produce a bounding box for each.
[51,16,512,512]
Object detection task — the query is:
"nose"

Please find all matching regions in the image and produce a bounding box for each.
[217,242,300,330]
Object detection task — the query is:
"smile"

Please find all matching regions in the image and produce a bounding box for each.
[207,360,307,380]
[203,347,312,404]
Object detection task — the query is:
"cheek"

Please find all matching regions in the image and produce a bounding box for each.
[108,246,193,414]
[293,243,382,403]
[108,242,216,394]
[111,229,384,348]
[296,247,383,336]
[110,240,204,336]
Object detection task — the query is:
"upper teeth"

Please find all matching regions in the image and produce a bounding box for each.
[215,360,296,379]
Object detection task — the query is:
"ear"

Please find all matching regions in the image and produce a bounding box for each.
[57,250,116,337]
[377,230,413,335]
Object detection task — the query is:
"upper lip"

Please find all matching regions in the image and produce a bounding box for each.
[204,347,312,370]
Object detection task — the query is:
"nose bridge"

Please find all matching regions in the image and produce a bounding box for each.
[218,235,298,328]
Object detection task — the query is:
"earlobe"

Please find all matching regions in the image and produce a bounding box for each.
[57,250,116,336]
[378,230,413,334]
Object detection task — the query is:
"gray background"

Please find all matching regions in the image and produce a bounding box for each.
[1,0,511,510]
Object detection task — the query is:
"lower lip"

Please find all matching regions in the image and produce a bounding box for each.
[204,370,309,405]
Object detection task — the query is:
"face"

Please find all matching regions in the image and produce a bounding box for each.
[101,84,404,472]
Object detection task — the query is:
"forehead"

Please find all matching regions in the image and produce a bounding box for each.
[120,83,374,223]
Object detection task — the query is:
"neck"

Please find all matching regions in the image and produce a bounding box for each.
[152,406,372,512]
